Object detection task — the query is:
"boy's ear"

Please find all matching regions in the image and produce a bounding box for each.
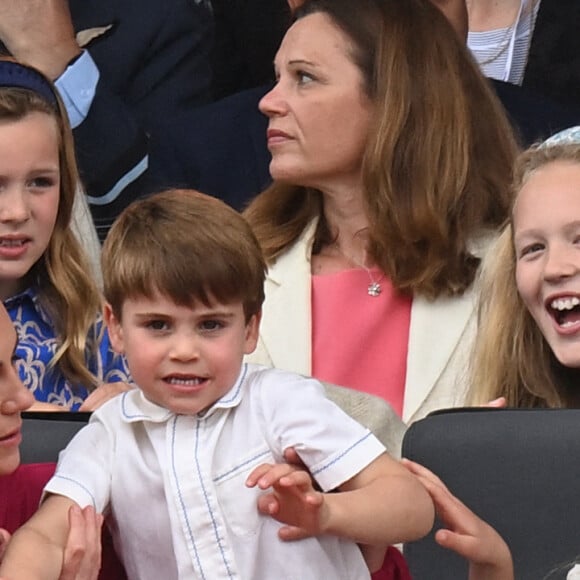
[103,302,124,354]
[244,310,261,355]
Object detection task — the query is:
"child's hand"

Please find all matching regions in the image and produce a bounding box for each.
[402,459,514,580]
[79,382,134,412]
[246,462,327,541]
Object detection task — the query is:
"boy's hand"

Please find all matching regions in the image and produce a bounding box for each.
[247,463,327,540]
[402,459,514,580]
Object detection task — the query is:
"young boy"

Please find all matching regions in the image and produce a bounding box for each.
[0,190,434,579]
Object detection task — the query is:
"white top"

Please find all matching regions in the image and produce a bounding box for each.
[45,363,385,580]
[467,0,541,84]
[568,564,580,579]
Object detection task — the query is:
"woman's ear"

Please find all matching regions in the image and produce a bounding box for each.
[103,302,124,354]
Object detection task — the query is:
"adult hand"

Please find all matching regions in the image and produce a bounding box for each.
[79,382,134,412]
[0,529,10,562]
[59,505,103,580]
[247,462,326,540]
[402,459,514,580]
[0,0,81,79]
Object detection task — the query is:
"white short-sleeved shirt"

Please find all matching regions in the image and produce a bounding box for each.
[45,364,386,580]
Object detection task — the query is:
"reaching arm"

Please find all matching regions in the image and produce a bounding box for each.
[0,495,87,580]
[249,452,434,548]
[403,459,514,580]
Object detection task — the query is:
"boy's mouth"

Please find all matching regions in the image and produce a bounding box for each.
[546,295,580,328]
[163,375,207,387]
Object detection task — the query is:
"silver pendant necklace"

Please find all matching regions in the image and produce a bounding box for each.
[332,243,384,297]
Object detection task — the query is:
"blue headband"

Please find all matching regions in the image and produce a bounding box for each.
[541,126,580,148]
[0,60,58,107]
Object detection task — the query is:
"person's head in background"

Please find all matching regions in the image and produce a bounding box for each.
[0,60,102,392]
[471,131,580,408]
[247,0,518,300]
[0,303,33,475]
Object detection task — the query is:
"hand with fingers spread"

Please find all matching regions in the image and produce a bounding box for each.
[247,462,327,541]
[402,459,514,580]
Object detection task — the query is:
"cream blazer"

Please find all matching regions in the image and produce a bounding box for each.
[246,220,491,425]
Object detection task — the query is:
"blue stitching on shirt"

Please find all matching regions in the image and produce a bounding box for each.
[218,363,247,404]
[213,449,271,483]
[311,431,374,477]
[121,392,151,420]
[170,417,205,579]
[51,474,97,507]
[194,419,234,577]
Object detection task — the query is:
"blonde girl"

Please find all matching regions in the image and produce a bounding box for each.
[0,60,130,410]
[471,128,580,407]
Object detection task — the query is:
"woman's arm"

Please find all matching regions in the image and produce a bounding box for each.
[0,495,84,579]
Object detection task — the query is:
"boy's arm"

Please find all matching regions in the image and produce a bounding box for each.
[325,452,434,545]
[250,452,434,547]
[0,495,79,580]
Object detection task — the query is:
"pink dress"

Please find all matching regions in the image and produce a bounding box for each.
[312,268,412,417]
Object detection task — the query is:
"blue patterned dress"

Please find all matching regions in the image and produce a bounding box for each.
[5,288,131,411]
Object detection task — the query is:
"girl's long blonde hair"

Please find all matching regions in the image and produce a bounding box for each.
[470,143,580,407]
[0,81,103,391]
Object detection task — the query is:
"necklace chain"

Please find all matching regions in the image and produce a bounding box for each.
[332,242,384,297]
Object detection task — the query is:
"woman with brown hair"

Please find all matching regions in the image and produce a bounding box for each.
[244,0,518,424]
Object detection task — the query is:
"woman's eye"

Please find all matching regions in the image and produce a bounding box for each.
[296,71,315,85]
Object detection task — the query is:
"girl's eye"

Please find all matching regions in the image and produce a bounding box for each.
[519,242,544,258]
[200,320,223,332]
[10,353,22,367]
[28,177,56,189]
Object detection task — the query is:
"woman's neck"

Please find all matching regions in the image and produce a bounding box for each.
[311,187,376,275]
[467,0,522,31]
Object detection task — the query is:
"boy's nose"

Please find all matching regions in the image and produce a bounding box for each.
[169,334,199,361]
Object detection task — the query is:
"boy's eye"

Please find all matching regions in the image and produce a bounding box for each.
[199,320,223,332]
[145,320,169,331]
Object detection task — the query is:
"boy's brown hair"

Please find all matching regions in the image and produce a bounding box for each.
[102,189,266,321]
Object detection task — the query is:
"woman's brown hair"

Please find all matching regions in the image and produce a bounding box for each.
[245,0,518,299]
